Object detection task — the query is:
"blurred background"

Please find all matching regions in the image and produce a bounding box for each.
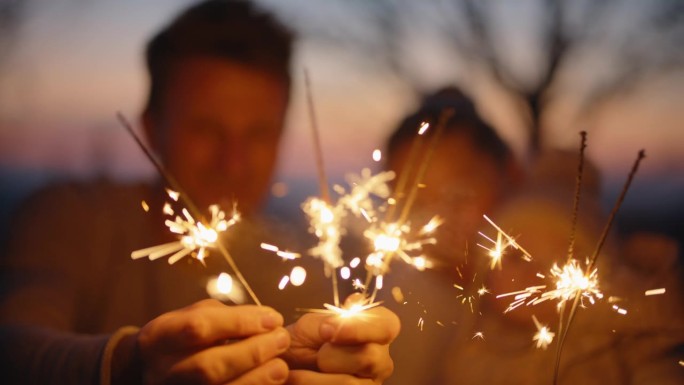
[1,0,683,247]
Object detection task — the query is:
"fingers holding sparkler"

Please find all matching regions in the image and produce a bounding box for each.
[132,299,289,385]
[284,294,400,383]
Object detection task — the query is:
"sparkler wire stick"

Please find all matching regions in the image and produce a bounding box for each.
[365,109,453,302]
[303,69,339,307]
[481,214,534,262]
[566,131,587,262]
[117,113,201,217]
[397,109,453,226]
[552,149,645,385]
[553,130,588,377]
[385,122,430,223]
[117,112,262,306]
[303,69,332,204]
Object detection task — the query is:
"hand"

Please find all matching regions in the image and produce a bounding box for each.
[283,295,401,384]
[129,299,291,385]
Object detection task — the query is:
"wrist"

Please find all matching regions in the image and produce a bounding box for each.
[100,326,142,385]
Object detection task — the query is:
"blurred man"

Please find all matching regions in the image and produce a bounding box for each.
[0,1,399,384]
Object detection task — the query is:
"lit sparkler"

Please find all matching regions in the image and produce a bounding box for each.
[118,113,261,305]
[545,259,602,308]
[360,110,455,302]
[479,133,644,384]
[132,202,239,265]
[302,295,382,318]
[478,214,533,270]
[363,218,439,276]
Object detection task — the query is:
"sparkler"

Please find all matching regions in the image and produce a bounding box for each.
[479,132,644,383]
[117,113,262,306]
[300,70,446,314]
[478,214,533,270]
[551,147,645,384]
[360,110,454,303]
[131,201,239,265]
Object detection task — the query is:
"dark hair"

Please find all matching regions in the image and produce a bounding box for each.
[387,87,512,171]
[144,0,293,114]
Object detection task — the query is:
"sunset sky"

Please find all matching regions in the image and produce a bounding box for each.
[1,0,682,214]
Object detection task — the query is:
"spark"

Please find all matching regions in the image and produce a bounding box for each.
[302,197,344,273]
[419,215,443,235]
[418,317,425,331]
[216,273,233,294]
[477,285,490,296]
[352,279,366,291]
[499,259,602,312]
[290,266,307,286]
[496,285,547,313]
[645,288,666,296]
[612,305,628,315]
[260,243,301,260]
[411,256,432,271]
[532,315,555,350]
[162,203,174,216]
[206,273,245,304]
[472,331,485,341]
[278,276,290,290]
[478,215,532,270]
[303,296,383,318]
[391,286,404,303]
[350,257,361,268]
[141,200,150,212]
[166,189,179,201]
[417,121,430,135]
[132,204,239,265]
[372,149,382,162]
[544,259,602,307]
[375,275,384,290]
[363,220,437,276]
[338,168,396,217]
[340,267,351,280]
[261,243,278,252]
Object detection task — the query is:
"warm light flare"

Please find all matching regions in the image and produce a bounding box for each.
[132,204,239,265]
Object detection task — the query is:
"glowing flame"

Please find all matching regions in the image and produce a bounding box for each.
[132,204,239,265]
[547,259,602,305]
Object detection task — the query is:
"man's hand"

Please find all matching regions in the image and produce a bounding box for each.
[134,299,290,385]
[283,296,401,384]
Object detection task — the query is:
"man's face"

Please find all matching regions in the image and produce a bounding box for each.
[146,57,288,215]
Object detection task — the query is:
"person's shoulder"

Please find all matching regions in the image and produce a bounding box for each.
[13,178,153,225]
[22,178,146,206]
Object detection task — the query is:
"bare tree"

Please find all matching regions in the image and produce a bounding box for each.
[0,0,28,64]
[292,0,684,157]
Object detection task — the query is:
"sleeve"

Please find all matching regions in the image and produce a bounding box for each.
[0,324,109,385]
[0,183,112,384]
